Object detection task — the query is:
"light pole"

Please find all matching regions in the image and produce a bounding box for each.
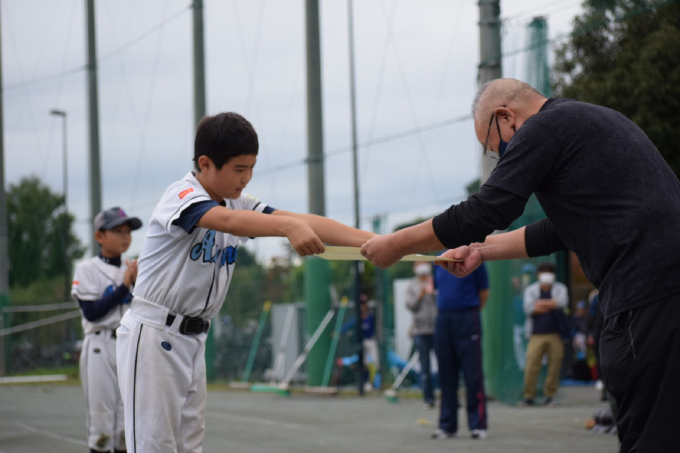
[50,109,69,301]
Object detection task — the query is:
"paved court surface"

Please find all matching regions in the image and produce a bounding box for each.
[0,383,618,452]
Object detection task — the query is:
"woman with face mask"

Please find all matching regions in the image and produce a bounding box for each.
[521,261,569,407]
[404,261,438,409]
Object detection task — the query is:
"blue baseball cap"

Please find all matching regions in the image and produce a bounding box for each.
[94,207,142,231]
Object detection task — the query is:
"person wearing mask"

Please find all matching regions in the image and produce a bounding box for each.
[405,261,437,408]
[360,78,680,451]
[431,263,489,440]
[521,261,568,407]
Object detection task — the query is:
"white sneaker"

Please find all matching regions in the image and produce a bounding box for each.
[431,428,456,439]
[471,429,487,440]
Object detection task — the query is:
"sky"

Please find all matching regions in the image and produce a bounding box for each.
[2,0,585,265]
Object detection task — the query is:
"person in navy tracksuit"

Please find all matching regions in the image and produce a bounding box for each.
[431,263,489,440]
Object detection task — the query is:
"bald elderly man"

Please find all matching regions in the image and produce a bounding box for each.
[361,78,680,453]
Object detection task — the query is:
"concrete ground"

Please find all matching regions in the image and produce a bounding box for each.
[0,383,618,452]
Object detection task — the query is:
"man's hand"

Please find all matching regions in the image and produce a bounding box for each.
[284,218,325,256]
[533,299,557,314]
[435,246,483,277]
[360,234,404,269]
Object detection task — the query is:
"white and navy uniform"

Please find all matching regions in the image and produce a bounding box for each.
[117,171,274,453]
[72,256,132,452]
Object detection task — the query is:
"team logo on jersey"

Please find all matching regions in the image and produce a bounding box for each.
[190,230,238,267]
[161,341,172,351]
[179,188,194,199]
[103,285,132,304]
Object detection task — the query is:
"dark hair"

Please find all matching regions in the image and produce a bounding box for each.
[537,261,556,273]
[193,112,259,170]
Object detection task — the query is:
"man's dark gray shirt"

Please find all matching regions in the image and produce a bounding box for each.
[433,98,680,319]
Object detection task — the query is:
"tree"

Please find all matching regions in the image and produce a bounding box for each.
[7,177,84,288]
[553,0,680,176]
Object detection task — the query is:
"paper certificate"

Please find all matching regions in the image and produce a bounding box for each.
[316,246,460,262]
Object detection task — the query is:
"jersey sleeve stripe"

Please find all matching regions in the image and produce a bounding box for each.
[165,195,212,232]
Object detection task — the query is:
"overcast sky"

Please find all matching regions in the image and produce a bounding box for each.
[2,0,584,264]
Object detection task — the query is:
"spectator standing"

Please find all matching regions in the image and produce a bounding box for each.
[522,261,568,407]
[404,261,437,408]
[431,263,489,440]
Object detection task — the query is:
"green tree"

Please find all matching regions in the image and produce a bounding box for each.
[7,177,84,288]
[553,0,680,175]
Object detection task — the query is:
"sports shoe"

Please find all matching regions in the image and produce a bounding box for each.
[431,428,456,439]
[517,398,534,407]
[544,397,556,407]
[471,429,487,440]
[425,401,435,410]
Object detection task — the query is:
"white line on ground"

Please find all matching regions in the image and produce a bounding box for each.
[207,411,305,430]
[0,374,68,384]
[12,422,87,447]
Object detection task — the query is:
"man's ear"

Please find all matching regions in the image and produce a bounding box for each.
[494,106,513,123]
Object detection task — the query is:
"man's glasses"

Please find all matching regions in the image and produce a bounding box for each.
[482,113,500,160]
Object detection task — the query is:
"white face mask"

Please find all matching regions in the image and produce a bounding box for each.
[414,263,431,276]
[538,272,556,285]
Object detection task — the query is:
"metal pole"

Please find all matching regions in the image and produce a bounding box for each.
[304,0,331,388]
[192,0,206,127]
[50,110,69,302]
[191,0,214,381]
[0,1,11,376]
[347,0,364,396]
[306,0,325,217]
[478,0,502,184]
[86,0,102,255]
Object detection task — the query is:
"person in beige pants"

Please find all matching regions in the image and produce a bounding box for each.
[521,262,568,407]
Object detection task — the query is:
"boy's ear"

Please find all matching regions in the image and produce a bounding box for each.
[197,155,213,172]
[94,230,105,245]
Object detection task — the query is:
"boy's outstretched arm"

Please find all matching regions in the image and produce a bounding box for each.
[197,207,325,256]
[271,211,377,247]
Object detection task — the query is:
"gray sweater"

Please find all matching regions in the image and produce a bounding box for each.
[405,278,437,335]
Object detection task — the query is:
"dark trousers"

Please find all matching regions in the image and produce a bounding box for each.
[414,334,435,404]
[600,295,680,453]
[434,309,487,433]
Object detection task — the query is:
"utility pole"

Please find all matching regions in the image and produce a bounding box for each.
[303,0,332,388]
[0,1,11,376]
[192,0,206,128]
[191,0,215,382]
[347,0,365,396]
[86,0,102,256]
[50,110,69,302]
[478,0,502,184]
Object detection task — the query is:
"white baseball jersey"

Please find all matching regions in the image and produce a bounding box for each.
[71,256,129,451]
[71,257,130,335]
[133,171,270,319]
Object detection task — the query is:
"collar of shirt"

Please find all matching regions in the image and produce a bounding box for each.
[98,253,122,267]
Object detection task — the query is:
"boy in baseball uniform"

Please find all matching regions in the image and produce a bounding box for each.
[72,207,142,453]
[116,112,377,453]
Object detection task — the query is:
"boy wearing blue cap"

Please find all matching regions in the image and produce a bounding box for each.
[72,207,142,453]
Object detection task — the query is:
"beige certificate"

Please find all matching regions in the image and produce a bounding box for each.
[316,246,459,262]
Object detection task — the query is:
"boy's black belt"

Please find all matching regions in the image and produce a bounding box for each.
[166,314,210,335]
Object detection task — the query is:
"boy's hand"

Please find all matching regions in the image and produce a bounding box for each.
[360,234,404,269]
[124,259,138,288]
[284,218,325,256]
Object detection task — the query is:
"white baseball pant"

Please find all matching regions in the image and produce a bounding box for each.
[117,298,207,453]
